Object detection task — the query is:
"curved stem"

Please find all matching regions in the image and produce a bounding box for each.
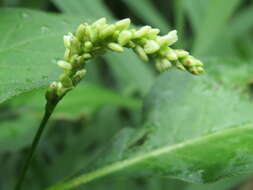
[14,100,59,190]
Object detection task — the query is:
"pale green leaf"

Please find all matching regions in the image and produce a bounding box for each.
[122,0,169,33]
[47,71,253,190]
[0,82,141,152]
[191,0,241,55]
[0,8,87,104]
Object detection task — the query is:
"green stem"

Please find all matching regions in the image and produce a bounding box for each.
[14,100,59,190]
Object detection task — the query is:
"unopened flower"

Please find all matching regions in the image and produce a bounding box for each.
[134,46,149,62]
[115,18,131,31]
[57,60,72,70]
[118,30,132,46]
[108,42,124,52]
[157,30,178,46]
[144,40,160,54]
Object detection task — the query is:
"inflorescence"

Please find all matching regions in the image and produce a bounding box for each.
[46,18,204,102]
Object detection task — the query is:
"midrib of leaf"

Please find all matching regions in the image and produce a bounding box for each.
[47,122,253,190]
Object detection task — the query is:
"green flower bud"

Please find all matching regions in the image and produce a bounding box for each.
[69,54,79,64]
[45,81,57,101]
[148,28,160,36]
[188,67,204,75]
[64,32,81,53]
[100,25,115,39]
[194,60,204,67]
[83,41,93,52]
[134,46,149,62]
[127,41,136,48]
[73,69,87,84]
[134,26,151,38]
[115,18,131,30]
[165,49,178,61]
[197,67,205,73]
[90,26,99,42]
[176,61,186,71]
[118,30,132,46]
[60,74,73,88]
[56,82,69,96]
[82,53,92,60]
[144,40,160,54]
[155,59,172,72]
[64,49,71,61]
[63,33,73,49]
[93,17,107,27]
[57,60,72,70]
[174,49,189,58]
[56,82,63,91]
[108,42,124,52]
[76,56,85,65]
[76,69,87,78]
[76,24,86,41]
[157,30,178,46]
[182,56,200,67]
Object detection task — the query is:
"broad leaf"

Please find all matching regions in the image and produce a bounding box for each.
[47,71,253,190]
[0,83,141,152]
[204,58,253,98]
[0,8,85,103]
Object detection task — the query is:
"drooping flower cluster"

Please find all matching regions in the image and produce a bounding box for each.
[46,18,204,101]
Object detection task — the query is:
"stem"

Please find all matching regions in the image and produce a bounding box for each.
[14,100,59,190]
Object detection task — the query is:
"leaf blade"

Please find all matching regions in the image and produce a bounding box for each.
[47,71,253,189]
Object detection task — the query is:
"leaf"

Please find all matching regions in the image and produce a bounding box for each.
[204,58,253,98]
[0,110,37,152]
[0,81,141,152]
[191,0,242,55]
[0,8,89,104]
[47,71,253,190]
[122,0,170,33]
[11,83,142,118]
[185,174,251,190]
[52,0,113,19]
[230,5,253,38]
[104,50,155,96]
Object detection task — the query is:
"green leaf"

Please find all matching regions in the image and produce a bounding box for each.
[183,0,207,34]
[0,82,141,152]
[52,0,113,19]
[47,71,253,190]
[191,0,241,55]
[0,8,88,104]
[230,5,253,38]
[204,58,253,98]
[185,174,250,190]
[0,110,38,152]
[122,0,170,33]
[104,50,155,96]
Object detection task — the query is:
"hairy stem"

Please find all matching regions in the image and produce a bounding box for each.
[14,99,60,190]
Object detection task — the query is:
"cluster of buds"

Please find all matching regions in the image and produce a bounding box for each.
[46,18,204,102]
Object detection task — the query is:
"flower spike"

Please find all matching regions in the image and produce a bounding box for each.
[46,18,204,102]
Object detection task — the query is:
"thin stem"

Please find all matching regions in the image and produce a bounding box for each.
[14,100,59,190]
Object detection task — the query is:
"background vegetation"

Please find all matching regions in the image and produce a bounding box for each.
[1,0,253,189]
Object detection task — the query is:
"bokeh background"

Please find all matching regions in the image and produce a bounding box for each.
[1,0,253,189]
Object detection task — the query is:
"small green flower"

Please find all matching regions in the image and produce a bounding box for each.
[46,17,204,102]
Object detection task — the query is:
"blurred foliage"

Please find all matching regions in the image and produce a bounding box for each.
[1,0,253,190]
